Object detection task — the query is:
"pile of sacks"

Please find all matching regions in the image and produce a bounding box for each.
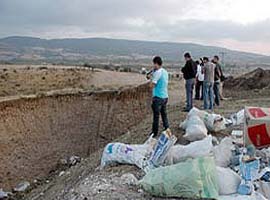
[100,108,269,200]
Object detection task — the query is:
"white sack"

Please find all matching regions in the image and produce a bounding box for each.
[216,167,241,195]
[213,137,234,167]
[184,107,226,132]
[164,136,213,165]
[100,136,157,170]
[184,115,208,142]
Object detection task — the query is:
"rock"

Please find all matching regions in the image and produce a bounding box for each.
[13,181,30,192]
[120,173,138,186]
[59,158,68,166]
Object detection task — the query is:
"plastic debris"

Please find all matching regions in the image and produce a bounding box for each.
[140,157,219,199]
[13,181,30,192]
[0,189,9,199]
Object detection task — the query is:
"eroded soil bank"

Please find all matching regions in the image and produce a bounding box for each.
[0,83,151,190]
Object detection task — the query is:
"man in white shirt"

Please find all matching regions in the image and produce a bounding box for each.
[195,60,204,100]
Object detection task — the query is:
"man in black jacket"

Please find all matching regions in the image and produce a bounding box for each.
[181,52,196,112]
[213,55,222,106]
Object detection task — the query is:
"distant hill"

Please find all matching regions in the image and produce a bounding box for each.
[1,36,270,65]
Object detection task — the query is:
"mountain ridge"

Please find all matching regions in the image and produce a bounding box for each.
[0,36,269,64]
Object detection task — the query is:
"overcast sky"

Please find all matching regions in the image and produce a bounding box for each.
[1,0,270,55]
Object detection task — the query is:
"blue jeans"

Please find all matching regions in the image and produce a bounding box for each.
[203,82,214,110]
[185,78,195,111]
[214,81,220,106]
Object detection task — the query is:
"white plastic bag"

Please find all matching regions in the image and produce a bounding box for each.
[164,135,213,165]
[184,115,208,142]
[184,107,226,132]
[213,137,234,167]
[216,167,241,195]
[100,136,157,170]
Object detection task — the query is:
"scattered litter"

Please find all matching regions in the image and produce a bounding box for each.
[164,135,213,165]
[13,181,30,192]
[227,109,245,126]
[213,137,234,167]
[140,157,219,199]
[216,166,241,195]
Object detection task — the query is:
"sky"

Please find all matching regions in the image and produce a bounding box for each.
[0,0,270,55]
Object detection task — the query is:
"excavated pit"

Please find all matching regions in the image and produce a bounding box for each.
[0,67,151,191]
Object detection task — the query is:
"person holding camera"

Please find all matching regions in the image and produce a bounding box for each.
[147,56,169,137]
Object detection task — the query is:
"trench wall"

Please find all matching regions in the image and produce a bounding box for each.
[0,84,151,190]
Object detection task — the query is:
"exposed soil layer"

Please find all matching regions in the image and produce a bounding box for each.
[224,68,270,90]
[0,64,145,97]
[0,65,151,191]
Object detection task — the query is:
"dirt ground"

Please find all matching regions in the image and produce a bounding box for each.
[22,83,270,200]
[2,65,270,200]
[0,64,145,99]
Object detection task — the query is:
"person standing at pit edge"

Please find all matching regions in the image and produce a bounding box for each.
[147,56,169,137]
[181,52,197,112]
[213,55,222,107]
[203,57,215,110]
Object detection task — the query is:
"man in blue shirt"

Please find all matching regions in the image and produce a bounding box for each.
[147,56,169,137]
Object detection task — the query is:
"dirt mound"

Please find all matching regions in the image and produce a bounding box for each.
[224,68,270,90]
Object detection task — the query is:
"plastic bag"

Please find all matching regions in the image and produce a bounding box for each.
[213,137,234,167]
[184,115,208,142]
[216,167,241,195]
[164,135,213,165]
[100,136,157,170]
[147,129,177,170]
[182,107,226,132]
[140,157,219,199]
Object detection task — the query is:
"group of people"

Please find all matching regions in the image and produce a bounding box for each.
[147,53,225,137]
[182,52,225,112]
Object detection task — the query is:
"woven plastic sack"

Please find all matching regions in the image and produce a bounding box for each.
[140,157,219,199]
[100,136,157,170]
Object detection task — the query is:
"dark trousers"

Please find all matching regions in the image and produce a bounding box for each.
[152,97,169,137]
[195,80,203,100]
[185,78,195,111]
[214,81,220,106]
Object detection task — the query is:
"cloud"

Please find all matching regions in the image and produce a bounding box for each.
[0,0,270,54]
